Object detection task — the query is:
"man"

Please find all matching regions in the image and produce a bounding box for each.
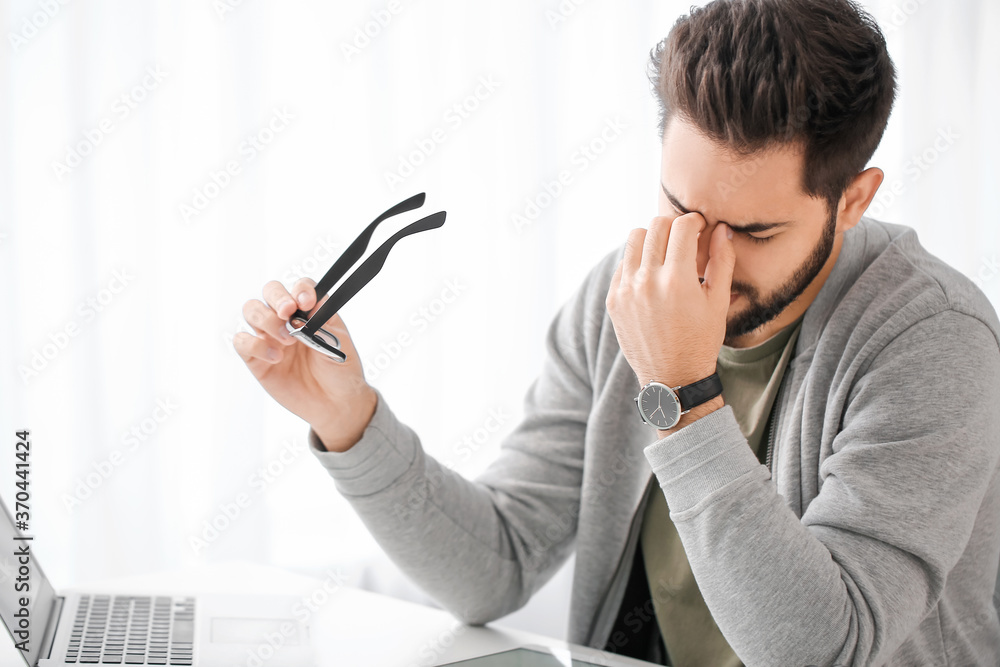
[234,0,1000,664]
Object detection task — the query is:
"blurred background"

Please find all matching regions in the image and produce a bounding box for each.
[1,0,997,641]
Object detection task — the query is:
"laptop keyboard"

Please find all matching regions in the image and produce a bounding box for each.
[64,595,195,665]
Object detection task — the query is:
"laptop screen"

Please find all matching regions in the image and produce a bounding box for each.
[0,493,56,667]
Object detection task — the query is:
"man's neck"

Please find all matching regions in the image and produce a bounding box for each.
[727,232,844,349]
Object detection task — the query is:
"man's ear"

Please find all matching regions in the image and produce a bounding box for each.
[836,167,884,233]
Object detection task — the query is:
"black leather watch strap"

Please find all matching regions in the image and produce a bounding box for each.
[675,373,723,412]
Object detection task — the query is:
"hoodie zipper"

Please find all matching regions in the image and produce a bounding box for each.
[764,378,784,474]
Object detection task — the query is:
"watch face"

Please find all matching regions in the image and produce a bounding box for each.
[640,384,681,429]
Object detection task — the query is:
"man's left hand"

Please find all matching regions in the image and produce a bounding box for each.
[605,212,736,394]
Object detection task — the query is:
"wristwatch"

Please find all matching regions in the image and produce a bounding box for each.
[634,373,723,430]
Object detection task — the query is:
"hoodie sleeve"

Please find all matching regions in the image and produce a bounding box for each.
[307,249,617,625]
[642,308,1000,666]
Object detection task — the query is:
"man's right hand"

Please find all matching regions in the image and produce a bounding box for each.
[233,277,377,452]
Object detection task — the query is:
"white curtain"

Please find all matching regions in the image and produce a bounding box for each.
[1,0,996,641]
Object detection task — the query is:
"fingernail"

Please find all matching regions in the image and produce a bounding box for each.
[278,298,294,314]
[266,347,280,361]
[725,225,733,240]
[296,292,309,307]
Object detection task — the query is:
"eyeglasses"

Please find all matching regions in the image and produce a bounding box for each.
[285,192,447,362]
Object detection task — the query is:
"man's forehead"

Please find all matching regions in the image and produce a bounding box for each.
[660,119,815,228]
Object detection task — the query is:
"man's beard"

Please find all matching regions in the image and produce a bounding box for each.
[723,206,837,345]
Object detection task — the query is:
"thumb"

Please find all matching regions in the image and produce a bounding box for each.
[703,222,736,300]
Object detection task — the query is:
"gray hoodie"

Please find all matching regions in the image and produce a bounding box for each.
[309,217,1000,666]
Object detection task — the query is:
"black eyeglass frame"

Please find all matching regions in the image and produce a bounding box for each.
[285,192,447,362]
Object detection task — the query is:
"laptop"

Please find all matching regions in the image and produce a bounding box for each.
[0,495,316,666]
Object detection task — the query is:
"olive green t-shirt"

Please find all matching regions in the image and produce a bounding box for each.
[640,313,805,667]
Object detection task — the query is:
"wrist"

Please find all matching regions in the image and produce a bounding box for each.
[657,395,725,438]
[313,387,378,453]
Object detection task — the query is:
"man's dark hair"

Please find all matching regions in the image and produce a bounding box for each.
[648,0,897,211]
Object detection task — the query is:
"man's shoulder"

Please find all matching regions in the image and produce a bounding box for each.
[866,218,1000,338]
[867,217,995,315]
[827,217,1000,356]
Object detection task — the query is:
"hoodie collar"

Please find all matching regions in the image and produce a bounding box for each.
[795,216,872,356]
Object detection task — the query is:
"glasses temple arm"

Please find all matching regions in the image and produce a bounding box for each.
[289,192,428,324]
[312,192,427,296]
[302,210,447,336]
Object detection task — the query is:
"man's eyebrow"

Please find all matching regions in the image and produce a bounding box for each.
[660,182,792,233]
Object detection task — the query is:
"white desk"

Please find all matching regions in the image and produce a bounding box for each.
[2,561,656,666]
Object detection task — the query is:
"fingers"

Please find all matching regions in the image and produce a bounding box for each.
[262,280,301,321]
[243,299,296,346]
[623,214,680,284]
[235,277,337,368]
[289,277,317,312]
[703,221,736,298]
[246,277,319,347]
[640,216,673,269]
[664,212,706,273]
[233,331,283,366]
[620,228,647,283]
